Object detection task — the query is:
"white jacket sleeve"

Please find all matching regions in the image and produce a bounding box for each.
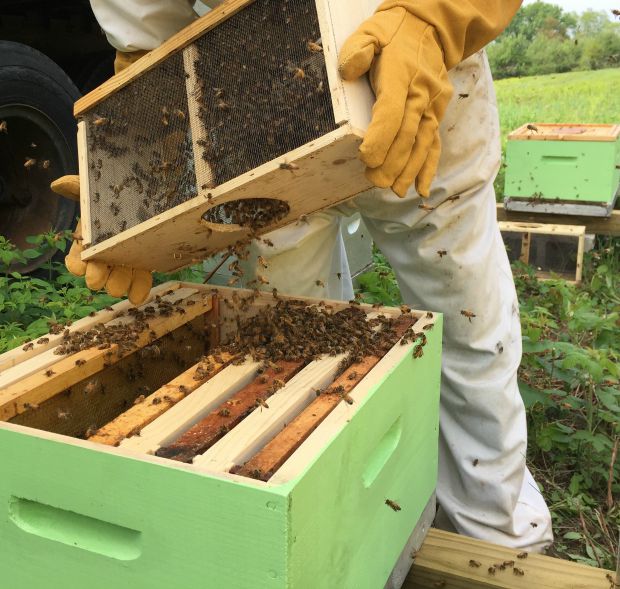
[89,0,198,52]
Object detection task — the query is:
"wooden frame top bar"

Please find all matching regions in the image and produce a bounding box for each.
[74,0,255,116]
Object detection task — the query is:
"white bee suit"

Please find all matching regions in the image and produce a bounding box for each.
[89,0,552,552]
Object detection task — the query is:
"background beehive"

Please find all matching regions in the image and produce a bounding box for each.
[75,0,378,272]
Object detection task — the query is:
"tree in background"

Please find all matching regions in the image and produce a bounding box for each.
[487,2,620,78]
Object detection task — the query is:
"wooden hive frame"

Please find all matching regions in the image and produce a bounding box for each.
[74,0,379,273]
[499,221,586,284]
[0,281,434,485]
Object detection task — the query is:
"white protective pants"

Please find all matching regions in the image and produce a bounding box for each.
[90,1,553,551]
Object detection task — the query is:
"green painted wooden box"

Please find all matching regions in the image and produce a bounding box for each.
[504,123,620,216]
[0,282,441,589]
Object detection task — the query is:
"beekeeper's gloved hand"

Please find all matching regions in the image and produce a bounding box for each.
[51,50,152,305]
[338,0,521,198]
[51,176,153,305]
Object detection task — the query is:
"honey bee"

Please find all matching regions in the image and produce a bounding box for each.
[0,120,7,133]
[57,409,71,420]
[293,68,305,79]
[216,99,230,110]
[437,250,447,258]
[93,117,109,127]
[458,93,469,99]
[256,398,270,409]
[297,214,309,224]
[257,274,270,285]
[527,124,538,133]
[460,310,476,322]
[22,342,34,351]
[488,566,496,575]
[174,109,186,120]
[42,160,51,169]
[272,288,279,299]
[426,312,433,319]
[84,426,98,438]
[75,358,86,366]
[385,499,401,512]
[473,458,479,466]
[44,369,55,377]
[446,194,461,203]
[517,552,528,559]
[133,395,146,405]
[503,560,515,568]
[279,160,299,171]
[23,402,39,410]
[36,337,49,344]
[263,238,274,247]
[315,279,325,287]
[400,305,411,314]
[513,568,525,576]
[613,8,620,16]
[307,41,323,53]
[24,158,37,169]
[418,203,434,212]
[413,345,424,359]
[469,560,481,568]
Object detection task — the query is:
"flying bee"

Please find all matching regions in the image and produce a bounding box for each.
[24,158,37,169]
[293,68,305,79]
[460,309,476,322]
[279,160,299,172]
[0,120,7,133]
[437,250,447,258]
[385,499,401,512]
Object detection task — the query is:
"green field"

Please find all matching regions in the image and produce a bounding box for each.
[494,68,620,197]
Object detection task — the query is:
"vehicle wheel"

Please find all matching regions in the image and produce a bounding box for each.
[0,41,80,272]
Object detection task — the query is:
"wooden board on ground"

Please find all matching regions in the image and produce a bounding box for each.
[404,528,614,589]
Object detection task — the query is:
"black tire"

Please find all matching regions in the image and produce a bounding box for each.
[0,41,80,272]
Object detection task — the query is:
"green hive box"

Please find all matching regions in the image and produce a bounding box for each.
[504,123,620,217]
[0,283,442,589]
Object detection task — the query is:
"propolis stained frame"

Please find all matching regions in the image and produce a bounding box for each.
[73,0,380,273]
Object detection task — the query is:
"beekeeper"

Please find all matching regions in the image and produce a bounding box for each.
[51,0,553,555]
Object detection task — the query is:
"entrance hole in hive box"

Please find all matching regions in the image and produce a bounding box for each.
[202,198,290,230]
[9,318,207,439]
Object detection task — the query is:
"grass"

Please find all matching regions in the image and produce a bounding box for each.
[494,68,620,198]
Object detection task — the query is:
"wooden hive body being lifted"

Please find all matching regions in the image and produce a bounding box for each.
[75,0,379,273]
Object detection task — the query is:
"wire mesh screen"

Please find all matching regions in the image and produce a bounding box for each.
[192,0,337,187]
[83,51,197,246]
[81,0,337,248]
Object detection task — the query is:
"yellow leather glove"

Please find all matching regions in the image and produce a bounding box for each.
[114,49,148,75]
[339,0,521,198]
[51,176,153,305]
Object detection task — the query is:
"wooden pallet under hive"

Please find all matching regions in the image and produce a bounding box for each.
[74,0,380,273]
[0,282,442,589]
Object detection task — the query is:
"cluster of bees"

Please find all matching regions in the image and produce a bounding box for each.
[221,298,404,368]
[203,198,290,231]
